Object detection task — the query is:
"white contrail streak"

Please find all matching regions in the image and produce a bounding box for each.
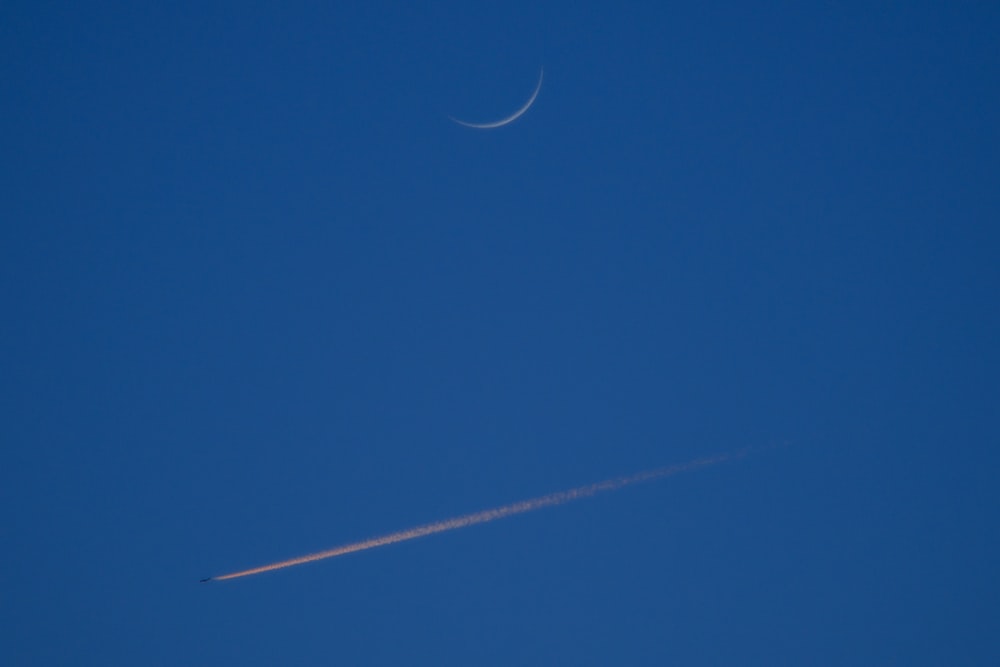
[209,449,749,582]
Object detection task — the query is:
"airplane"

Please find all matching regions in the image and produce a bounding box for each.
[200,577,212,583]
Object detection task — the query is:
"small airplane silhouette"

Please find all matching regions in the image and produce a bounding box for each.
[200,577,212,583]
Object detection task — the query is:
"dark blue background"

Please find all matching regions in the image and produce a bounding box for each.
[3,2,998,664]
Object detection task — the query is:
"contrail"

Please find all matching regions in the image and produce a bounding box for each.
[207,449,749,582]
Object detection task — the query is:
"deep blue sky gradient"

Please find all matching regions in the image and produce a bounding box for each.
[3,2,999,664]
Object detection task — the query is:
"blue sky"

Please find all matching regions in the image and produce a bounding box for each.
[3,2,998,664]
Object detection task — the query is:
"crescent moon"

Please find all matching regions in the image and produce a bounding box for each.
[449,68,544,129]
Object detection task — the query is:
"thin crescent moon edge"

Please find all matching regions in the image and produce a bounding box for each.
[449,68,544,129]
